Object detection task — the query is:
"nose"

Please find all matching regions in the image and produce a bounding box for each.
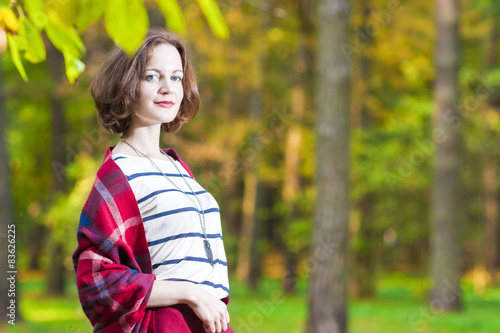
[158,79,172,94]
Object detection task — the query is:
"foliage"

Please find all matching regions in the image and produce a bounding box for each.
[0,0,228,82]
[44,154,99,261]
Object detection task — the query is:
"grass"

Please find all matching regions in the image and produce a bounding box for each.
[349,275,500,333]
[3,272,500,332]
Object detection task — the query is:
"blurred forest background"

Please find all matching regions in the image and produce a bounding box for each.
[1,0,500,332]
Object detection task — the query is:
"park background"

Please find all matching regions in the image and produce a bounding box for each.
[1,0,500,332]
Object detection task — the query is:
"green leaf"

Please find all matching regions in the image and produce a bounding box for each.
[104,0,149,54]
[6,33,28,81]
[76,0,105,31]
[196,0,229,39]
[48,0,79,27]
[19,17,46,63]
[44,13,85,83]
[63,52,85,84]
[156,0,186,33]
[45,13,85,59]
[23,0,48,29]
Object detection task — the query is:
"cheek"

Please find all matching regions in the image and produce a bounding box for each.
[178,85,184,100]
[137,85,147,102]
[139,85,155,102]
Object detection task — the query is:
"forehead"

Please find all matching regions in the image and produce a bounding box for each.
[145,43,183,70]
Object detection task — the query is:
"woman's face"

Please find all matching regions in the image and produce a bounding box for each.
[133,43,184,129]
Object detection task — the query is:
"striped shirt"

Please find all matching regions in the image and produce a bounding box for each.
[112,153,230,299]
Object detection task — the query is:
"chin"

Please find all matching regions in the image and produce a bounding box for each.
[160,117,177,124]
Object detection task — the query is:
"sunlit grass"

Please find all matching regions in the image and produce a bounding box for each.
[4,273,91,333]
[3,272,500,332]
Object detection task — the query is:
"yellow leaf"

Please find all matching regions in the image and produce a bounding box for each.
[0,7,18,33]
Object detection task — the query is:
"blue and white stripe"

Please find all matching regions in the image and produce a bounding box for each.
[113,153,230,299]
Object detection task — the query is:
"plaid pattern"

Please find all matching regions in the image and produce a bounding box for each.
[73,147,195,332]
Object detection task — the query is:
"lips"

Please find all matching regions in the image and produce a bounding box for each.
[155,101,174,108]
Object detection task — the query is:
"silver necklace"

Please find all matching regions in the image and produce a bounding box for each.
[120,137,215,266]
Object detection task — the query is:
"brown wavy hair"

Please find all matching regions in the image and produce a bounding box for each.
[90,28,199,134]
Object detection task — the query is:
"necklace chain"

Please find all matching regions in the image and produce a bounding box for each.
[120,137,214,266]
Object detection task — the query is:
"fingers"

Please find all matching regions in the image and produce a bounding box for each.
[204,322,216,333]
[220,317,228,332]
[203,309,230,333]
[215,320,223,332]
[189,287,231,332]
[203,321,224,333]
[218,304,230,332]
[222,307,230,331]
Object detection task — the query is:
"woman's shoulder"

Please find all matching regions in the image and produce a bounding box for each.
[109,142,140,157]
[82,147,137,215]
[163,148,195,179]
[92,146,130,189]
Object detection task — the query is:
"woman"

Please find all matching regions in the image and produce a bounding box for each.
[72,28,232,333]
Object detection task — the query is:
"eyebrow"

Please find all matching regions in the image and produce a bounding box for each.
[145,68,183,74]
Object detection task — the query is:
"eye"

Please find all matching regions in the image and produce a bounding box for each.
[172,76,183,82]
[145,74,157,81]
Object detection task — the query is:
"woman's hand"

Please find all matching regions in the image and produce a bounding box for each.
[186,285,230,333]
[147,280,230,332]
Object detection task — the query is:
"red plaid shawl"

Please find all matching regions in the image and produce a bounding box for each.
[72,147,196,332]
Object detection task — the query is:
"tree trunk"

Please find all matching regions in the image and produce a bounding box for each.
[236,86,263,288]
[281,0,314,294]
[497,189,500,271]
[27,223,47,270]
[281,83,302,293]
[0,62,21,324]
[429,0,462,312]
[236,166,261,288]
[46,42,67,295]
[235,7,267,288]
[483,7,499,286]
[353,193,376,298]
[352,0,376,299]
[483,161,498,284]
[307,0,351,331]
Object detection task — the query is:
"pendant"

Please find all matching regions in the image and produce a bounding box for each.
[204,239,214,266]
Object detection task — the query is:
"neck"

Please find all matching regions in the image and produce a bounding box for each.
[122,125,164,158]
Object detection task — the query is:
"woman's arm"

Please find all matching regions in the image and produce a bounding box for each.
[147,280,230,333]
